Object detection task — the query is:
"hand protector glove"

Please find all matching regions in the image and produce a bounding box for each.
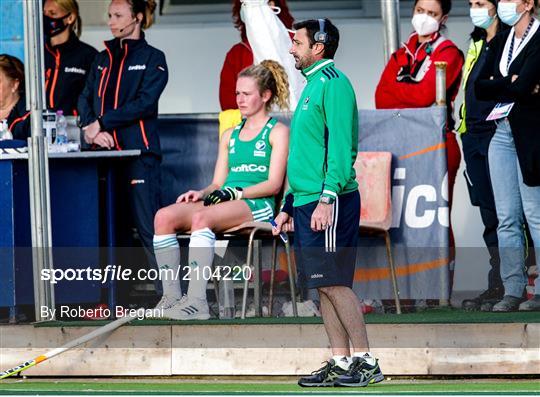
[203,187,243,206]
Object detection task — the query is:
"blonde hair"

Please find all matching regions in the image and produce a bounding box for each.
[239,60,290,111]
[127,0,157,29]
[51,0,82,37]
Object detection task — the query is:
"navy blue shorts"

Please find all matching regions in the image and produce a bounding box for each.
[293,190,360,289]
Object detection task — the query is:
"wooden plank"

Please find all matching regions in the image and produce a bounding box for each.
[426,348,540,375]
[1,323,538,376]
[0,326,171,376]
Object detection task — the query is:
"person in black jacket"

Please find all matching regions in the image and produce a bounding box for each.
[458,0,508,311]
[44,0,97,115]
[475,0,540,312]
[0,54,30,141]
[78,0,168,258]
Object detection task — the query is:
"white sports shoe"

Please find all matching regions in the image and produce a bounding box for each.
[154,295,181,311]
[162,296,210,320]
[147,295,181,319]
[280,300,320,317]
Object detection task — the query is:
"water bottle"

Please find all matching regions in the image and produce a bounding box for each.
[218,276,235,319]
[43,110,56,145]
[55,110,68,145]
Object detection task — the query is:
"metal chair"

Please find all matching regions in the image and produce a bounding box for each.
[219,221,297,318]
[355,151,401,314]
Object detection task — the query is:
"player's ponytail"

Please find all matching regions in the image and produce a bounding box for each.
[239,60,290,111]
[260,60,290,111]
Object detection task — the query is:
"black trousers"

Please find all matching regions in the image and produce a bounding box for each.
[125,154,161,251]
[113,153,163,299]
[461,132,502,291]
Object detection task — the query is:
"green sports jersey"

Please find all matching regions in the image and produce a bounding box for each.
[223,117,277,210]
[288,59,359,207]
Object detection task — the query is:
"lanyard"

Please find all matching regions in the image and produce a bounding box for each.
[507,18,534,72]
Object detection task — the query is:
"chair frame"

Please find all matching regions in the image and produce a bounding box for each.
[356,151,402,314]
[218,223,297,318]
[178,223,298,319]
[359,226,401,314]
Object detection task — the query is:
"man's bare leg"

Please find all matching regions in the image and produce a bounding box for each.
[318,289,350,356]
[319,285,369,352]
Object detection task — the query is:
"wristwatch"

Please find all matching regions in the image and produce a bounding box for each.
[319,195,335,205]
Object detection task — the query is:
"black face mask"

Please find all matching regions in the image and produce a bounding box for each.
[43,13,71,38]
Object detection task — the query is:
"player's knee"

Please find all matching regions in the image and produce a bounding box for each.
[191,210,213,230]
[318,286,337,298]
[154,207,175,234]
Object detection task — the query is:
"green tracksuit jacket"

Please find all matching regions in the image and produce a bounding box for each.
[287,59,359,207]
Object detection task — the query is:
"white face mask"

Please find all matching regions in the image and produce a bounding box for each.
[412,13,440,36]
[470,8,495,29]
[497,1,526,26]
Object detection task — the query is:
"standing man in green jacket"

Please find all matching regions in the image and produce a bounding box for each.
[273,18,384,387]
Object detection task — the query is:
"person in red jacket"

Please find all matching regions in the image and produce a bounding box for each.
[375,0,464,299]
[219,0,294,111]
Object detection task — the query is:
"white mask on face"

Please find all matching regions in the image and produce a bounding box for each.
[412,13,440,36]
[497,1,526,26]
[470,7,495,29]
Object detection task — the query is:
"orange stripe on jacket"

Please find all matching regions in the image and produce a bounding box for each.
[139,120,149,149]
[101,47,113,116]
[49,48,61,109]
[9,111,31,132]
[114,44,128,109]
[110,44,129,151]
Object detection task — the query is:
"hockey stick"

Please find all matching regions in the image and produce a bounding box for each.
[0,314,135,380]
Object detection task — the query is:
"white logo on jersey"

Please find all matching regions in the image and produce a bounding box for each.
[255,140,266,151]
[231,164,268,173]
[254,140,267,157]
[302,96,310,110]
[64,67,86,75]
[128,64,146,71]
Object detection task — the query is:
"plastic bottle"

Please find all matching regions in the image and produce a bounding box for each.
[43,110,56,145]
[55,110,68,145]
[218,276,235,319]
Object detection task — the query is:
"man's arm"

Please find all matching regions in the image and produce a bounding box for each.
[321,76,357,200]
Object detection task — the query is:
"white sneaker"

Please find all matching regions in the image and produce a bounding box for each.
[148,295,181,319]
[154,295,181,311]
[235,303,269,318]
[162,296,210,320]
[280,300,320,317]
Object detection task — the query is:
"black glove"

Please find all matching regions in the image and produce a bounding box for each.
[203,187,243,206]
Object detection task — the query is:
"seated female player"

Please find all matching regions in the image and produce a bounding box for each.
[153,60,290,319]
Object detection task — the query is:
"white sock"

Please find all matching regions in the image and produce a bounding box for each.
[354,351,376,366]
[187,228,216,302]
[333,356,351,370]
[214,240,229,258]
[153,234,182,301]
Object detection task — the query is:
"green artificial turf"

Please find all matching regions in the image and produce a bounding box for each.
[0,380,538,395]
[34,307,540,328]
